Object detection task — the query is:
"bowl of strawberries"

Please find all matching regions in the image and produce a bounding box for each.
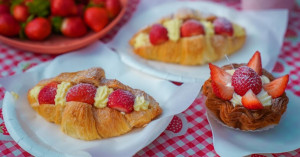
[0,0,127,54]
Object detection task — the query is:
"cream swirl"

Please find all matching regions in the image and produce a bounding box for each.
[94,86,114,108]
[134,96,149,111]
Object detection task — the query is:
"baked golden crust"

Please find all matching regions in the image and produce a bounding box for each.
[202,64,288,130]
[27,67,162,140]
[129,9,246,65]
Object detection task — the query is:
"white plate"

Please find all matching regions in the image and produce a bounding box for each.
[0,42,201,157]
[206,91,300,157]
[107,0,288,82]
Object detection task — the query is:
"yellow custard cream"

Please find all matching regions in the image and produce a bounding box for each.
[201,21,214,36]
[134,33,150,48]
[29,86,43,102]
[134,96,149,111]
[55,82,72,106]
[94,86,114,108]
[225,70,272,107]
[233,23,245,37]
[163,19,182,41]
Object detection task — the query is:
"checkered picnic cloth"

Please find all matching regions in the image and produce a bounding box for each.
[1,0,300,156]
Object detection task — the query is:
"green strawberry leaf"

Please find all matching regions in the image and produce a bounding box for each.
[51,16,63,34]
[26,0,50,17]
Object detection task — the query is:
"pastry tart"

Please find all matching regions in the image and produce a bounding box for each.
[129,8,246,65]
[27,67,162,140]
[202,51,289,130]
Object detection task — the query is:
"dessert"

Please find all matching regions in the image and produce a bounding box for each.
[202,51,289,130]
[27,67,162,140]
[129,8,246,65]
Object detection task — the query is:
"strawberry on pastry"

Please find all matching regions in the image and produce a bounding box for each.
[213,17,233,36]
[108,89,135,113]
[38,82,58,104]
[263,75,289,98]
[66,83,97,105]
[180,19,205,37]
[149,24,169,45]
[241,90,263,110]
[247,51,262,76]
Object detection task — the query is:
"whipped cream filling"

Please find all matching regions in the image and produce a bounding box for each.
[225,69,272,107]
[163,19,182,41]
[134,96,149,111]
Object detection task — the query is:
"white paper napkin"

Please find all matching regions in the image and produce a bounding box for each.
[106,0,288,82]
[0,42,201,157]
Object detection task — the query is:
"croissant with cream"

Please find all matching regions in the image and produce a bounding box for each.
[27,67,162,140]
[129,8,246,65]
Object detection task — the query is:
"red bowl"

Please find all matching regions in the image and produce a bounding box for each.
[0,0,128,54]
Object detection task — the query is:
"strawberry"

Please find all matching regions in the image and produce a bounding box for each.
[89,0,105,5]
[107,89,135,113]
[84,7,109,32]
[247,51,262,76]
[0,4,9,14]
[0,14,20,37]
[51,0,78,17]
[211,80,234,100]
[76,4,85,17]
[241,90,263,110]
[25,17,51,40]
[105,0,121,18]
[213,17,233,36]
[232,66,262,96]
[149,24,169,45]
[0,123,9,135]
[209,63,232,85]
[180,19,205,37]
[12,5,29,22]
[66,83,97,105]
[61,17,87,38]
[38,82,58,105]
[263,75,289,98]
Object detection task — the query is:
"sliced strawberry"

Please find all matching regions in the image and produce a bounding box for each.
[107,89,135,113]
[38,82,58,105]
[263,75,289,98]
[241,90,263,110]
[208,63,232,85]
[213,17,233,36]
[149,24,169,45]
[211,80,234,100]
[180,19,205,37]
[66,83,97,105]
[247,51,262,76]
[232,66,262,96]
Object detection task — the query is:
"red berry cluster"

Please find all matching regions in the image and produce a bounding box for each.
[0,0,121,40]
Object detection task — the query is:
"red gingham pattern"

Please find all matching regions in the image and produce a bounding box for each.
[1,0,300,156]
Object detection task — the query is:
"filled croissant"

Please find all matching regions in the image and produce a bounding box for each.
[27,67,162,140]
[129,8,246,65]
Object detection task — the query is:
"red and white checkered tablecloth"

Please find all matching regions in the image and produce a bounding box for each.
[1,0,300,156]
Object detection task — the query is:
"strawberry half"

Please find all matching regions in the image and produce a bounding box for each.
[211,80,234,100]
[209,63,232,85]
[180,19,205,37]
[247,51,262,76]
[241,90,263,110]
[38,82,58,105]
[232,66,262,96]
[263,75,289,98]
[66,83,97,105]
[213,17,233,36]
[107,89,135,113]
[149,24,169,45]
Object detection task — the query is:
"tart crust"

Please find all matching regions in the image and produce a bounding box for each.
[202,64,288,130]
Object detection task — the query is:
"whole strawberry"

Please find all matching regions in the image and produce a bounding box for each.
[0,14,20,37]
[232,66,262,96]
[61,17,87,38]
[0,4,9,14]
[51,0,78,17]
[105,0,121,18]
[108,89,135,113]
[84,7,109,32]
[12,5,29,22]
[25,17,51,40]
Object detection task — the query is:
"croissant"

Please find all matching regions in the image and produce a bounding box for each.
[27,67,162,140]
[129,8,246,65]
